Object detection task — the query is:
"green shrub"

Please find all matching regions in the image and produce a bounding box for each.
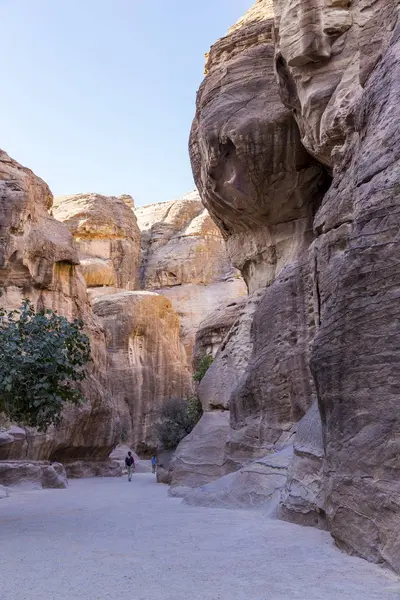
[154,395,203,450]
[0,300,90,430]
[193,353,213,382]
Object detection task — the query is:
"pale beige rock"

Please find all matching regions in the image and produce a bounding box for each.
[53,193,140,290]
[0,150,119,463]
[159,280,246,361]
[196,292,262,414]
[136,191,246,360]
[92,291,193,454]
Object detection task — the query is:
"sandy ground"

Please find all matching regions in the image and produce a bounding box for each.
[0,474,399,600]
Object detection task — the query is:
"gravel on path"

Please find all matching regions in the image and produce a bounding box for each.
[0,474,399,600]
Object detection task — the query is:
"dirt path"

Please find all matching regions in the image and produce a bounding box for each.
[0,474,398,600]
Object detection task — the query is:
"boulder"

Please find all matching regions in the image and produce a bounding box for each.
[279,402,325,528]
[184,446,292,513]
[0,461,67,490]
[64,460,122,479]
[170,411,232,494]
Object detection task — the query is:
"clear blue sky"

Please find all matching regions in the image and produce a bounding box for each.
[0,0,251,206]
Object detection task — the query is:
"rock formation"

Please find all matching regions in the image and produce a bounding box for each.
[52,193,141,290]
[92,291,192,454]
[0,150,119,463]
[52,192,196,455]
[135,191,247,361]
[181,0,400,573]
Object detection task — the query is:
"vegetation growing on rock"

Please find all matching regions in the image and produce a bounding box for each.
[154,396,202,449]
[193,353,213,383]
[0,300,90,430]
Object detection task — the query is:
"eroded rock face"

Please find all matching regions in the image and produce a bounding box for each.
[52,193,140,290]
[274,0,400,569]
[92,291,192,454]
[135,192,246,359]
[274,0,398,166]
[186,0,400,573]
[309,24,400,569]
[170,411,231,494]
[190,2,328,292]
[0,151,118,462]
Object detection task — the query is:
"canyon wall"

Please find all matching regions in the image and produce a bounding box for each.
[1,167,244,461]
[181,0,400,572]
[0,151,118,462]
[135,191,246,362]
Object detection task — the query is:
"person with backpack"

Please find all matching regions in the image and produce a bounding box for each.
[125,451,135,481]
[151,455,157,474]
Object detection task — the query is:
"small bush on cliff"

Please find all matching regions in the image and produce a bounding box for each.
[155,395,202,450]
[193,353,213,383]
[0,300,90,430]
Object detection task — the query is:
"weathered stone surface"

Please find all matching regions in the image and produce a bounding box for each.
[228,255,317,463]
[196,292,261,413]
[170,411,231,494]
[190,3,328,292]
[92,291,192,454]
[53,193,140,290]
[0,151,118,462]
[274,0,398,167]
[184,446,292,512]
[0,461,67,490]
[64,460,122,479]
[279,402,325,528]
[156,449,175,485]
[308,23,400,569]
[136,192,246,360]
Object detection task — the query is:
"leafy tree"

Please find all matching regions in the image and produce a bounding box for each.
[154,395,202,450]
[0,300,91,430]
[193,353,214,382]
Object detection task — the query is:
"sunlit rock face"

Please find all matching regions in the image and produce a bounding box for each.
[0,150,118,462]
[92,291,193,454]
[52,193,141,290]
[135,192,246,362]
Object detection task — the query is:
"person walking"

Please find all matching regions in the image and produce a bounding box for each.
[151,455,157,474]
[125,451,135,481]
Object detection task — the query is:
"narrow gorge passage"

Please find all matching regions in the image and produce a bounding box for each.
[0,475,397,600]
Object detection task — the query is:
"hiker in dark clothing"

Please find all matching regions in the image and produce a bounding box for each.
[125,451,135,481]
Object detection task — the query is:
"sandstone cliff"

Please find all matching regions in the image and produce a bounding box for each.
[180,0,400,572]
[0,151,118,462]
[52,193,141,290]
[135,191,246,361]
[52,192,194,455]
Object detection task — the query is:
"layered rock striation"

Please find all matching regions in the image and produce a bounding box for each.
[136,192,246,361]
[181,0,400,572]
[52,192,140,290]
